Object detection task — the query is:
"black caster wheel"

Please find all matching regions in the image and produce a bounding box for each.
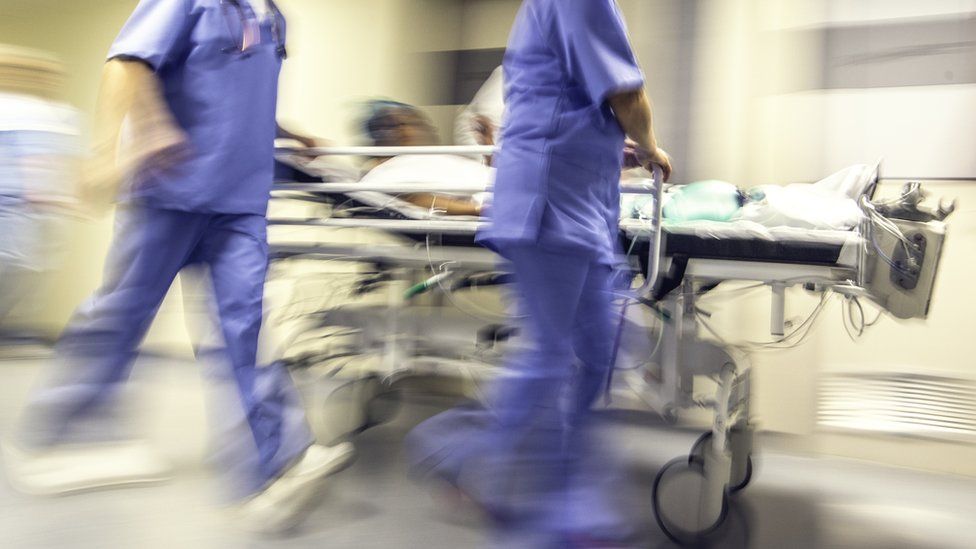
[688,431,753,494]
[652,457,729,545]
[728,455,753,494]
[689,431,711,464]
[364,384,402,428]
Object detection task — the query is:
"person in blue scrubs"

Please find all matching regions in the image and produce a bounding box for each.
[7,0,352,532]
[408,0,671,546]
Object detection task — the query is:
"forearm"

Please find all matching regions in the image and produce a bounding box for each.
[276,123,297,141]
[92,59,169,159]
[277,123,317,148]
[403,193,481,216]
[81,59,186,211]
[608,88,657,153]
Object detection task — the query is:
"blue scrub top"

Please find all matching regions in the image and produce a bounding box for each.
[109,0,286,215]
[477,0,644,264]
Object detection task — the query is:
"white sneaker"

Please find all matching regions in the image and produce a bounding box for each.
[1,440,173,496]
[237,442,356,534]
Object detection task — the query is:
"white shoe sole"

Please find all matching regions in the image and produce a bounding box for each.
[1,441,173,497]
[237,442,356,535]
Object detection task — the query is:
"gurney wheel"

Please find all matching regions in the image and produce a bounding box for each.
[652,457,728,544]
[729,456,753,494]
[364,383,402,428]
[689,431,753,494]
[689,431,712,464]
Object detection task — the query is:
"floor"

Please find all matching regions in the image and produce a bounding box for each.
[1,355,975,548]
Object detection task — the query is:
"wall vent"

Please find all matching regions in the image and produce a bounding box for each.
[819,373,976,441]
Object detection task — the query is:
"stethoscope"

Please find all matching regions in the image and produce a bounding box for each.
[220,0,287,59]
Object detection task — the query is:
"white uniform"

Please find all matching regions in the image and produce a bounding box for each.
[0,92,79,270]
[453,66,505,147]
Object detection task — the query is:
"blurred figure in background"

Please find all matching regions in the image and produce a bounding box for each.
[3,0,351,534]
[0,47,80,340]
[409,0,671,547]
[455,66,504,152]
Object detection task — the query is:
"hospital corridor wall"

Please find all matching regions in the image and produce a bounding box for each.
[0,0,472,353]
[688,0,976,474]
[442,0,976,474]
[0,0,974,477]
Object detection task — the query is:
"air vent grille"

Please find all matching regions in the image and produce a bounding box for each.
[819,373,976,441]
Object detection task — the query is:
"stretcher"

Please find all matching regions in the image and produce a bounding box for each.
[268,146,952,543]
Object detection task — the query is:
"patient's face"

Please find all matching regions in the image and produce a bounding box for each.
[373,109,438,147]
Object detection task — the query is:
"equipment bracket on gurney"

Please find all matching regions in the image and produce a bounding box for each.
[268,146,954,545]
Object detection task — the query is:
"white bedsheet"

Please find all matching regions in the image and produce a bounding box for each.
[735,164,877,230]
[307,153,492,218]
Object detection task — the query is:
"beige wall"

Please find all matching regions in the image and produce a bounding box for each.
[3,0,973,473]
[687,0,976,475]
[458,0,519,50]
[438,0,976,476]
[276,0,465,143]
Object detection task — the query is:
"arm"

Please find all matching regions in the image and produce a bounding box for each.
[608,88,671,181]
[552,0,672,180]
[608,88,655,153]
[276,123,322,149]
[79,0,195,211]
[83,59,186,207]
[90,61,140,162]
[401,193,482,216]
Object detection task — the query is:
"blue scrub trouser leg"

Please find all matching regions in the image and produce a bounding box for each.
[20,209,312,497]
[196,215,313,496]
[561,266,632,541]
[422,244,622,541]
[21,208,207,446]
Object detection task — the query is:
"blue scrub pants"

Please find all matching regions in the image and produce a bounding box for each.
[21,206,313,497]
[409,243,627,544]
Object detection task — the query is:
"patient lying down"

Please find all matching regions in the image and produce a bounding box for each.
[347,101,879,231]
[359,100,488,216]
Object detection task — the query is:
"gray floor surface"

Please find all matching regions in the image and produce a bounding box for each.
[1,355,975,548]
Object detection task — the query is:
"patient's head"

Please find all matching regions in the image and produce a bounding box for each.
[363,100,438,147]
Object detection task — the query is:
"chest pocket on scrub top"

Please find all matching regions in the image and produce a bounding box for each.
[217,0,286,59]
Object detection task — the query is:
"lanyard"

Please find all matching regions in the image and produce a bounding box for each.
[220,0,287,59]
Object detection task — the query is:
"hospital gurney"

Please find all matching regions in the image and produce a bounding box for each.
[268,146,952,544]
